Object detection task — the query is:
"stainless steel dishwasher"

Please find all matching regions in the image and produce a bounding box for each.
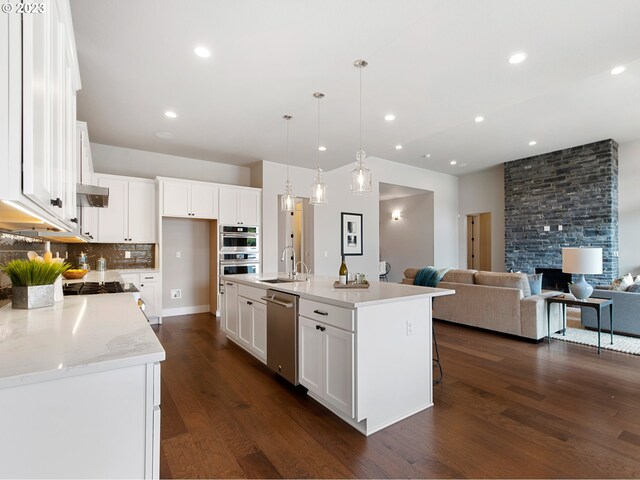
[261,289,299,385]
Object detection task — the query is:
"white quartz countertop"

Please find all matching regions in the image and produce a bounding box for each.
[222,273,455,308]
[0,294,165,389]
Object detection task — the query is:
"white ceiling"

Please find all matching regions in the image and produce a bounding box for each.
[70,0,640,175]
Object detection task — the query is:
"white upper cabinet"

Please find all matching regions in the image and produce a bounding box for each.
[96,175,156,243]
[161,179,218,219]
[219,188,260,226]
[76,122,96,240]
[21,0,80,225]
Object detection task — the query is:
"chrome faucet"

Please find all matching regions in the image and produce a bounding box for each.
[295,261,311,282]
[281,245,296,279]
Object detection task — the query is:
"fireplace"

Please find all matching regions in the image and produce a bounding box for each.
[535,268,572,293]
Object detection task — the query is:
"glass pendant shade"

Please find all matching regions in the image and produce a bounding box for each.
[281,179,296,212]
[310,168,327,205]
[280,114,296,212]
[350,150,372,194]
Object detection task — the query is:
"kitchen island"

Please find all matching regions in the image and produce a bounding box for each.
[0,294,165,479]
[221,273,454,436]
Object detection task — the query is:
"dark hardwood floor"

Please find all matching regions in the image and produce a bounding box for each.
[152,314,640,479]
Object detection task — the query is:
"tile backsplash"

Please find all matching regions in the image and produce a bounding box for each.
[66,243,156,270]
[0,233,156,307]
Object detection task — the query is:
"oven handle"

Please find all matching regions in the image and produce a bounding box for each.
[261,295,294,308]
[220,260,260,266]
[220,233,260,238]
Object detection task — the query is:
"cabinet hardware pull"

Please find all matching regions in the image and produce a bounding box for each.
[70,218,78,223]
[226,283,233,286]
[247,301,253,305]
[144,276,153,279]
[50,198,62,207]
[320,326,326,332]
[313,309,328,316]
[316,325,321,330]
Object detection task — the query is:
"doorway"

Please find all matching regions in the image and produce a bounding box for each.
[278,197,314,275]
[466,213,491,270]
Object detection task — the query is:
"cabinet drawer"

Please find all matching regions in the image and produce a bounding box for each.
[140,273,160,283]
[238,284,266,303]
[299,299,354,332]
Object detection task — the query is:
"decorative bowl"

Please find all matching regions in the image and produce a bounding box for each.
[63,269,88,280]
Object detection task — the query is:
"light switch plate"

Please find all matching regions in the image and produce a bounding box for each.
[124,251,131,259]
[543,226,550,232]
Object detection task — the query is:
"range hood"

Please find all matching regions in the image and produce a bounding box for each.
[77,183,109,207]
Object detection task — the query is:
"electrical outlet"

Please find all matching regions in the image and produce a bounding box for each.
[558,225,563,231]
[171,289,181,299]
[543,226,550,232]
[406,319,413,336]
[124,251,131,259]
[176,251,181,258]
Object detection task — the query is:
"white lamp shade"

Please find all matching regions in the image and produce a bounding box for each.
[562,247,603,274]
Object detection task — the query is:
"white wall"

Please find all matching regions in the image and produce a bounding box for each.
[161,218,210,313]
[261,158,459,281]
[379,193,434,283]
[458,165,505,272]
[91,143,251,186]
[618,139,640,276]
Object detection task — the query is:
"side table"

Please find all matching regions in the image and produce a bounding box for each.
[546,295,613,354]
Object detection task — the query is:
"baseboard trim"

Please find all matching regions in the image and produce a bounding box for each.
[162,305,210,317]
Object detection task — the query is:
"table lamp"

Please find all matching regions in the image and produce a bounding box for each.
[562,247,603,300]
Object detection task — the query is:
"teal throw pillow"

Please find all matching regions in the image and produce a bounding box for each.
[528,273,543,295]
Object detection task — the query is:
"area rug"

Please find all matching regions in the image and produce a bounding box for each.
[551,327,640,356]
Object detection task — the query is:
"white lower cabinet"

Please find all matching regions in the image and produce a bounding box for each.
[223,281,238,338]
[120,272,161,323]
[299,303,355,419]
[0,361,161,479]
[225,282,267,363]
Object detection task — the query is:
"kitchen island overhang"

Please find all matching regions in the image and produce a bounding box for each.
[221,273,454,436]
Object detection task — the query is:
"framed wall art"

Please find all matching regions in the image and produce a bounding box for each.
[341,212,363,256]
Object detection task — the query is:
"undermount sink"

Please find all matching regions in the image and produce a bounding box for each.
[260,278,296,284]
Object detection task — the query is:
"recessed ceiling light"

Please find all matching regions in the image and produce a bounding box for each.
[474,115,484,123]
[610,65,626,75]
[318,146,327,151]
[154,131,173,139]
[508,52,527,64]
[422,153,431,158]
[164,111,177,118]
[193,46,211,58]
[395,145,403,150]
[529,140,537,146]
[384,114,396,121]
[450,160,457,165]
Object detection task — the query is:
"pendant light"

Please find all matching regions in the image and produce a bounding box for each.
[310,92,327,205]
[280,114,296,212]
[351,59,372,194]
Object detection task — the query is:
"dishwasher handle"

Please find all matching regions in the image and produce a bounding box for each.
[261,295,294,308]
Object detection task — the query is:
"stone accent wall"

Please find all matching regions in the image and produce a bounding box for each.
[504,139,618,285]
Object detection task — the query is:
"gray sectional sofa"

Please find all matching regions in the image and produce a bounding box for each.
[582,287,640,336]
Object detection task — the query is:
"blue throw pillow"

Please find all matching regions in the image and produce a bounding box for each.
[528,273,543,295]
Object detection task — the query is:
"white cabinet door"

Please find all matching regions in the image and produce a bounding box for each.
[238,190,260,225]
[22,3,54,212]
[97,176,128,242]
[128,181,156,243]
[191,184,218,219]
[323,324,354,418]
[251,301,267,363]
[140,281,159,319]
[218,188,238,225]
[224,282,238,338]
[162,181,190,217]
[237,297,252,349]
[299,316,323,397]
[49,2,64,218]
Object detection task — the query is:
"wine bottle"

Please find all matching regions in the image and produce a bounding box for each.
[339,255,348,285]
